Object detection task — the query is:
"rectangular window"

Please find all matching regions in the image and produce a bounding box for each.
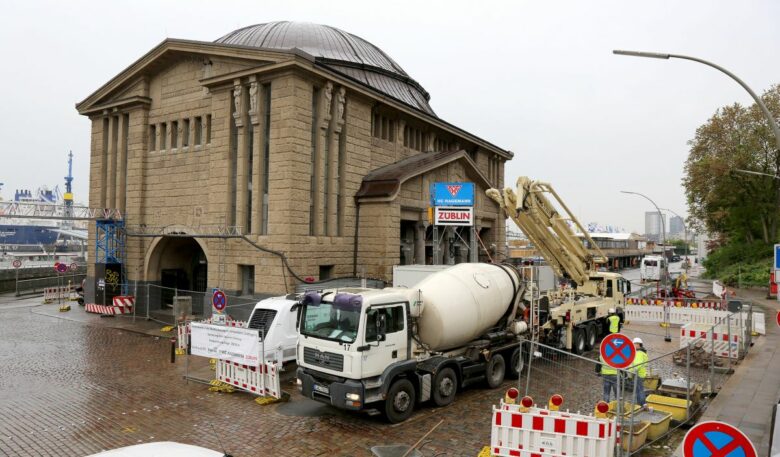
[182,119,190,147]
[160,123,167,149]
[373,113,380,138]
[389,120,395,143]
[194,116,202,146]
[261,84,271,235]
[171,121,178,148]
[365,306,405,341]
[319,264,334,280]
[206,114,212,144]
[240,265,255,296]
[149,125,156,151]
[246,121,254,231]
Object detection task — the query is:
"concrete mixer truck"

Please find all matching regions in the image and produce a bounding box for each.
[296,262,528,423]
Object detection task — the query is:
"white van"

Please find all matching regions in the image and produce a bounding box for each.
[247,294,301,363]
[640,255,668,282]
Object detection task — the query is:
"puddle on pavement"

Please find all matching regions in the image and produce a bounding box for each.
[276,397,336,417]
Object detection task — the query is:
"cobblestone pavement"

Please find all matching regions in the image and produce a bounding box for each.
[0,296,712,457]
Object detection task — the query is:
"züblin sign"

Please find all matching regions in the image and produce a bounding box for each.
[431,182,474,207]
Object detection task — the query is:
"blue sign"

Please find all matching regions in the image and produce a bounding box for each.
[431,182,474,207]
[775,244,780,270]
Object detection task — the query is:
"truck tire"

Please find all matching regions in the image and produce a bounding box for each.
[384,378,416,423]
[507,346,524,379]
[432,367,457,407]
[584,323,597,350]
[486,354,506,389]
[572,328,586,355]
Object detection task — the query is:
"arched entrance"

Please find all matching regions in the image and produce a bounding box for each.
[145,236,208,307]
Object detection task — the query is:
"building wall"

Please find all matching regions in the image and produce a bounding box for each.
[84,52,509,306]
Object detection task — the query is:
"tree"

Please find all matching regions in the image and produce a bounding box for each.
[683,84,780,244]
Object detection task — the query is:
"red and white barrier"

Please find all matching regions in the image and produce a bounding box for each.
[491,400,617,457]
[626,297,724,309]
[43,286,75,303]
[625,305,765,335]
[680,323,742,359]
[84,295,134,315]
[216,359,282,399]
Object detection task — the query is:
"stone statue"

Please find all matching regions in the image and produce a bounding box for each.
[337,87,346,121]
[323,81,333,119]
[233,85,242,116]
[249,82,258,114]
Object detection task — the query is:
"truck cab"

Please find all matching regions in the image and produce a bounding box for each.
[246,294,300,363]
[296,288,413,416]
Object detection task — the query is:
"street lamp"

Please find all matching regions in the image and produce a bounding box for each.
[734,168,780,180]
[660,207,688,262]
[613,50,780,152]
[622,190,672,342]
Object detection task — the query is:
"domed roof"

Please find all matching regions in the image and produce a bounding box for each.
[215,21,434,115]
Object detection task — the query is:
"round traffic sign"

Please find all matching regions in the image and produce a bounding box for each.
[599,333,636,369]
[683,421,757,457]
[69,262,78,271]
[12,259,21,268]
[212,290,227,312]
[56,262,68,274]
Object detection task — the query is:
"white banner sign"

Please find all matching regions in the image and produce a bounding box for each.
[190,322,261,367]
[435,206,473,226]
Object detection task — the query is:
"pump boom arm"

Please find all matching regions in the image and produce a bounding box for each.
[487,177,607,286]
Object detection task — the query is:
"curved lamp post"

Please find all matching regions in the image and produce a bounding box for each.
[621,190,672,342]
[613,50,780,151]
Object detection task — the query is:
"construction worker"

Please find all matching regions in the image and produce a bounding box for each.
[630,337,649,406]
[607,308,621,334]
[597,353,618,402]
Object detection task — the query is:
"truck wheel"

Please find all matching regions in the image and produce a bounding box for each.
[486,354,506,389]
[432,367,457,407]
[507,346,524,379]
[585,324,597,350]
[572,328,586,355]
[384,378,416,423]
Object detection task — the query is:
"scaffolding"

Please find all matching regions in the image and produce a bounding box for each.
[95,219,127,294]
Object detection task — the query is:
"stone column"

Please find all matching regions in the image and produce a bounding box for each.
[248,80,261,235]
[233,82,249,233]
[115,113,127,212]
[326,87,345,236]
[312,82,332,236]
[106,114,117,209]
[415,218,426,265]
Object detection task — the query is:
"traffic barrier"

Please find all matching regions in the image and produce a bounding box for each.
[625,297,725,309]
[680,323,742,359]
[491,399,617,457]
[84,303,131,315]
[216,359,282,399]
[43,286,74,303]
[624,305,765,335]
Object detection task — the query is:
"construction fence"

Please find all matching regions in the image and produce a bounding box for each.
[509,303,755,457]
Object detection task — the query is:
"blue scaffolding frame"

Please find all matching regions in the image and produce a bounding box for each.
[95,219,127,294]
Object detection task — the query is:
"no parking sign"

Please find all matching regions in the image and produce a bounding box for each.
[599,333,635,369]
[683,421,756,457]
[212,289,226,314]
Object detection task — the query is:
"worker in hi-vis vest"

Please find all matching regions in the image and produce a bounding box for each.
[607,308,621,334]
[597,353,618,402]
[630,337,649,406]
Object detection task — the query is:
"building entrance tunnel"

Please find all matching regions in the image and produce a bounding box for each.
[147,237,208,310]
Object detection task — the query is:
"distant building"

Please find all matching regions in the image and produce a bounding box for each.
[644,211,666,241]
[669,216,684,238]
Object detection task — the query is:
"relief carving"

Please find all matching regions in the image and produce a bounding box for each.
[336,87,346,122]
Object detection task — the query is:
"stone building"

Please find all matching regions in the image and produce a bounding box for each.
[76,21,512,311]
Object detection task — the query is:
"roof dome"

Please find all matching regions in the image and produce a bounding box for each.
[215,21,434,115]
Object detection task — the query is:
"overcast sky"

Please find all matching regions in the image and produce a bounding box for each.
[2,0,779,234]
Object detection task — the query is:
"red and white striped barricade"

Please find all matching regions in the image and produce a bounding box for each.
[216,359,282,399]
[680,322,742,359]
[84,296,134,315]
[491,400,617,457]
[43,286,71,303]
[625,297,725,309]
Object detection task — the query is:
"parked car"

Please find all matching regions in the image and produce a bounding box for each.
[671,255,681,262]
